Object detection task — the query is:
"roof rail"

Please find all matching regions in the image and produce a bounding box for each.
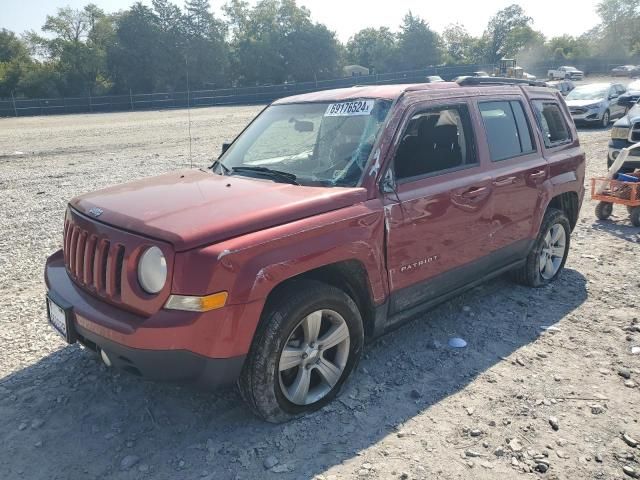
[456,76,547,87]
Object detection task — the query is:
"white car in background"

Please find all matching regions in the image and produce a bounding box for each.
[548,66,584,80]
[566,82,627,127]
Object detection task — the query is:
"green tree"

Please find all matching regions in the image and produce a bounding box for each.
[224,0,340,85]
[483,4,532,63]
[183,0,229,89]
[442,23,475,64]
[396,12,442,70]
[109,3,161,93]
[0,29,33,97]
[27,4,115,95]
[595,0,640,55]
[346,27,397,73]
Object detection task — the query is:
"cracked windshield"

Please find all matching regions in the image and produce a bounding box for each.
[218,100,392,187]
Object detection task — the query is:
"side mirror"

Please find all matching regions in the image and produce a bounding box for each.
[221,142,231,155]
[609,94,619,100]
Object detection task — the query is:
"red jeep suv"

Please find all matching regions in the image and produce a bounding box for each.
[45,78,585,422]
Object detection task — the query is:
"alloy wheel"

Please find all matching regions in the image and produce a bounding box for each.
[278,309,350,406]
[539,224,567,280]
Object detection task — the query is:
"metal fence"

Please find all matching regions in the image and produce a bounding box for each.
[0,64,495,118]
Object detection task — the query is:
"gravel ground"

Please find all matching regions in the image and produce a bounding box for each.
[1,104,639,480]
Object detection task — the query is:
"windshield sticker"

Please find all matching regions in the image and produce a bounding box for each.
[325,100,375,117]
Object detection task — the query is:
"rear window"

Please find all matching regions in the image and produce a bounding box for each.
[479,101,535,161]
[532,101,572,147]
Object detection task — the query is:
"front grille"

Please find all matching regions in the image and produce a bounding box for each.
[570,107,586,115]
[632,122,640,143]
[63,219,125,299]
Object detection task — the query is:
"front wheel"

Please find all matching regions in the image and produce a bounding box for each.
[512,208,571,287]
[601,110,610,128]
[238,280,364,423]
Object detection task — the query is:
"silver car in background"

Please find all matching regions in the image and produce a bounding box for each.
[566,83,628,128]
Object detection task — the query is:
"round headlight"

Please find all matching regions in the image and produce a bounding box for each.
[138,246,167,294]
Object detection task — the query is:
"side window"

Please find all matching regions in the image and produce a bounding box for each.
[479,101,535,161]
[532,101,572,148]
[616,84,627,95]
[394,104,477,180]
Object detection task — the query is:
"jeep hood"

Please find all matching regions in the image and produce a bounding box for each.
[71,169,367,251]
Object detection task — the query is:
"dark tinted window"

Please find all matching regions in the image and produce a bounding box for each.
[532,101,572,147]
[394,105,476,180]
[479,101,535,161]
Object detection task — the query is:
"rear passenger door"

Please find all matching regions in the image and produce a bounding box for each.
[477,99,547,261]
[383,101,494,314]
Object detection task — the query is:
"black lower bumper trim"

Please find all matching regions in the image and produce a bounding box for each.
[76,325,245,388]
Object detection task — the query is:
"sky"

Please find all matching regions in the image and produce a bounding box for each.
[2,0,602,42]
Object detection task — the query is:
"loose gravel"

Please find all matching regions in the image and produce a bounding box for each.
[0,105,639,480]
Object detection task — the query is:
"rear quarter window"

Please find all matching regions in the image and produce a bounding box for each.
[479,101,535,161]
[531,101,572,148]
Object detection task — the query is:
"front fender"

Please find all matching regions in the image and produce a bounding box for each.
[171,200,388,307]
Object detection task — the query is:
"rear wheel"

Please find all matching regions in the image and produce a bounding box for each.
[596,201,613,220]
[238,280,364,423]
[512,208,571,287]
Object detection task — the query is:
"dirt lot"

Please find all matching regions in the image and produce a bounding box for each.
[0,102,639,480]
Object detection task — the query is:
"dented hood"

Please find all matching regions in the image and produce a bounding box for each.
[71,169,366,251]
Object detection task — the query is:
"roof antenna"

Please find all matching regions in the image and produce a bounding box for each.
[185,56,193,169]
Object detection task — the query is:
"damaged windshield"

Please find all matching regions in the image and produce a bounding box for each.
[215,100,392,187]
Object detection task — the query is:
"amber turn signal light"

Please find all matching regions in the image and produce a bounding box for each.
[164,292,228,312]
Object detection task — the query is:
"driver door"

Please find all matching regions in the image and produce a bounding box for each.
[383,100,494,314]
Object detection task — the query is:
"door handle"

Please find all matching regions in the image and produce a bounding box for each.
[529,170,547,179]
[460,186,488,199]
[493,176,517,187]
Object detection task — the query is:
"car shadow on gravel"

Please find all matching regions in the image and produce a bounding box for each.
[0,269,587,480]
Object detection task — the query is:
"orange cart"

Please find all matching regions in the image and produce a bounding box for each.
[591,177,640,226]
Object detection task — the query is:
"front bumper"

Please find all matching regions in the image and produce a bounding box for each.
[571,109,604,123]
[44,250,264,386]
[607,139,640,170]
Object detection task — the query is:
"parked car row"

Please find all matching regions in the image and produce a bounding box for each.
[608,81,640,175]
[565,82,629,128]
[610,65,640,78]
[548,66,584,81]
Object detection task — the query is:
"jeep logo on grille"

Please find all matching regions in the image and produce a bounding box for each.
[88,207,103,218]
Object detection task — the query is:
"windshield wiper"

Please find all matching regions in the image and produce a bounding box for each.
[231,166,299,185]
[210,160,231,175]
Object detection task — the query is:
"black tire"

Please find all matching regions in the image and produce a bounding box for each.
[601,110,610,128]
[631,207,640,227]
[238,279,364,423]
[511,208,571,287]
[595,201,613,220]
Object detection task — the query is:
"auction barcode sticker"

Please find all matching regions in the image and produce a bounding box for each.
[325,100,375,117]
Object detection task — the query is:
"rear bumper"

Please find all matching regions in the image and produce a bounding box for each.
[44,249,263,386]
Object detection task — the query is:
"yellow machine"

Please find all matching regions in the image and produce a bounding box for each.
[495,59,524,79]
